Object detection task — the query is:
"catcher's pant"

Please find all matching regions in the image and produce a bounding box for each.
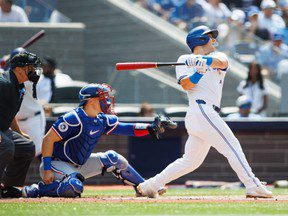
[17,110,45,156]
[39,153,103,180]
[0,129,35,187]
[144,101,261,191]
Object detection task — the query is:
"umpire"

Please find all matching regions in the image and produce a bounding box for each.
[0,51,42,198]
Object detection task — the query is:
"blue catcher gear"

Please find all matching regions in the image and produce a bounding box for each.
[99,150,145,186]
[22,172,84,198]
[186,25,218,52]
[78,83,115,114]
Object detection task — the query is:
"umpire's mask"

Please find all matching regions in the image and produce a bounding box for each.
[10,52,42,98]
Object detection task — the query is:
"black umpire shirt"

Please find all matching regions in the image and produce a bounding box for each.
[0,70,25,131]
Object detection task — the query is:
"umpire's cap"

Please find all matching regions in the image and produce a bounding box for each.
[186,25,218,52]
[10,52,41,69]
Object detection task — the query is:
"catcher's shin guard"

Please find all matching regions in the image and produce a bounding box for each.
[113,164,145,186]
[24,173,85,198]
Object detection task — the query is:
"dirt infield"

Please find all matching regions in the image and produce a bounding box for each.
[1,185,287,203]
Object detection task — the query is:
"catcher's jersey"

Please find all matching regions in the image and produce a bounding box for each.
[51,107,118,165]
[176,52,228,107]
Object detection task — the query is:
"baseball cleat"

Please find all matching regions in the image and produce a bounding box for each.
[22,184,39,198]
[136,183,159,198]
[135,186,167,197]
[246,184,273,198]
[158,187,167,196]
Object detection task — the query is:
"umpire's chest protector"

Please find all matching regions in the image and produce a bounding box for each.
[62,108,105,165]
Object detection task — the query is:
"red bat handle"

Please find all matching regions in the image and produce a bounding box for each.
[116,62,157,70]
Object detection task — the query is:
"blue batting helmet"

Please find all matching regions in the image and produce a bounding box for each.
[10,47,27,59]
[79,83,115,114]
[186,25,218,52]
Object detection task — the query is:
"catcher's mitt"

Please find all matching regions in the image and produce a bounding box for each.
[148,114,177,139]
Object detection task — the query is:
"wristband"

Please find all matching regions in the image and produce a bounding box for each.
[134,123,150,137]
[189,72,204,84]
[43,157,52,170]
[202,56,213,66]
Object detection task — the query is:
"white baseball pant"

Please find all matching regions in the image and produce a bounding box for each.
[143,101,261,191]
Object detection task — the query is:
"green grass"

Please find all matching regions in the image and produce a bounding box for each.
[0,188,287,216]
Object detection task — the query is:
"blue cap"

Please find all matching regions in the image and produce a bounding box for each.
[272,33,283,41]
[248,6,259,17]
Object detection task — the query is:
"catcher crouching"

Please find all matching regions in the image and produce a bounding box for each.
[22,83,177,198]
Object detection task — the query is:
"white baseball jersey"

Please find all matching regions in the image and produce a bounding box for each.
[176,52,228,107]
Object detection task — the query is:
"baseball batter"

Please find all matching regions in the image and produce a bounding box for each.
[137,25,272,198]
[23,83,176,198]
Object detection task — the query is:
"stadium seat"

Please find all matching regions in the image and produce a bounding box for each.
[231,42,259,64]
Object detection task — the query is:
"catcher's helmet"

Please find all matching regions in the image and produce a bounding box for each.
[10,51,41,69]
[186,25,218,52]
[10,47,27,59]
[79,83,115,114]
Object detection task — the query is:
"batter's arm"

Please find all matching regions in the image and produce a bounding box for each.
[203,53,228,69]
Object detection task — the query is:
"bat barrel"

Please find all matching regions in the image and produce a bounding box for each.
[116,62,157,70]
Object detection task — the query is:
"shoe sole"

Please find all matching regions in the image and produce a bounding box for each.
[136,185,161,198]
[158,187,167,196]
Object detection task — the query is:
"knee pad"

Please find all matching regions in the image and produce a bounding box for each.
[99,150,128,173]
[38,172,84,198]
[99,150,144,186]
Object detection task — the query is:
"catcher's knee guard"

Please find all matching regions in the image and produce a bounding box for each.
[99,150,144,186]
[38,172,84,198]
[99,150,128,173]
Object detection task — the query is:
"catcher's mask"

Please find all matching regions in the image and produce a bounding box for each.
[79,83,115,114]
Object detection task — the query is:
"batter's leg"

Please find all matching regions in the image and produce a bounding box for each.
[18,112,45,157]
[138,135,211,197]
[197,104,261,189]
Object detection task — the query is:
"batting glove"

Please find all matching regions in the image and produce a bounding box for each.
[184,55,200,68]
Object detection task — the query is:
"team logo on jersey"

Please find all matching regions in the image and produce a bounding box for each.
[58,122,68,132]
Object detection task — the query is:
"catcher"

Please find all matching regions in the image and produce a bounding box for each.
[22,83,177,198]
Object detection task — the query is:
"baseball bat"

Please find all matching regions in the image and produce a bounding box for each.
[116,62,185,71]
[21,29,45,48]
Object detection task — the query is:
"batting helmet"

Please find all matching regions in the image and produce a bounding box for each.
[79,83,115,114]
[10,47,27,59]
[186,25,218,52]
